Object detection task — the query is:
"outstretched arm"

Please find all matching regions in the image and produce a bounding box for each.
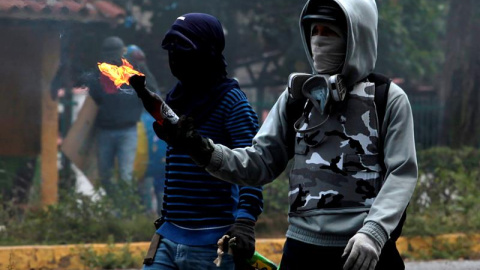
[150,90,294,187]
[205,90,294,186]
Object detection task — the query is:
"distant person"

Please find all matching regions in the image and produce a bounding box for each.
[140,111,167,215]
[125,45,166,214]
[130,13,264,270]
[87,36,144,195]
[125,45,163,96]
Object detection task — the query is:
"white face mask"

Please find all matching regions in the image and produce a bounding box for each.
[310,35,346,75]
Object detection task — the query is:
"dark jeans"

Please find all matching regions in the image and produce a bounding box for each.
[279,238,404,270]
[96,126,137,195]
[143,237,234,270]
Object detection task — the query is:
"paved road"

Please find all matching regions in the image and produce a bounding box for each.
[130,260,480,270]
[406,260,480,270]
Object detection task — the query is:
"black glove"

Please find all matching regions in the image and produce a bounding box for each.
[129,74,149,98]
[152,116,214,167]
[225,219,256,269]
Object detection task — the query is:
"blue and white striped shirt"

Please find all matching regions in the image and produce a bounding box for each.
[156,88,263,245]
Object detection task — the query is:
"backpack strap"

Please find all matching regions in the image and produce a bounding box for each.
[368,73,391,171]
[368,73,407,242]
[286,95,308,158]
[368,73,391,134]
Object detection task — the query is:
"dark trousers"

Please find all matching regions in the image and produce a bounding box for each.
[279,238,404,270]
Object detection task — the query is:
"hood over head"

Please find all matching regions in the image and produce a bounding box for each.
[162,13,239,126]
[161,13,226,66]
[100,36,125,65]
[300,0,378,87]
[161,13,228,84]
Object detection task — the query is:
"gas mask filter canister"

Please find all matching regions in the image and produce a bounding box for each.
[288,73,347,115]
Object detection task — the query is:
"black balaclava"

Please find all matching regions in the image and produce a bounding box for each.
[161,13,240,126]
[161,13,227,86]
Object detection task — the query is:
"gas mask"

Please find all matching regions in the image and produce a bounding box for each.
[288,72,346,115]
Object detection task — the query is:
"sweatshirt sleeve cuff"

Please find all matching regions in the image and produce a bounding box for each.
[358,221,388,249]
[235,211,256,222]
[206,142,223,172]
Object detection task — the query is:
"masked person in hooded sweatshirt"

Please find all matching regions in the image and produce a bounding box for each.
[134,13,264,270]
[88,36,144,196]
[150,1,418,270]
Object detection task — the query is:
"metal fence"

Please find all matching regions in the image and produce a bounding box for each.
[410,92,444,150]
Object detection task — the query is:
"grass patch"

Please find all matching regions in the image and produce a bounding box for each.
[0,181,157,246]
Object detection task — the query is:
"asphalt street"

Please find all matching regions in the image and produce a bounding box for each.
[129,260,480,270]
[405,260,480,270]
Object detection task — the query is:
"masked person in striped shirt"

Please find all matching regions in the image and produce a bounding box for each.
[139,13,264,270]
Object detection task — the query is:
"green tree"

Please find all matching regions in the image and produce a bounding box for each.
[439,0,480,146]
[376,0,447,85]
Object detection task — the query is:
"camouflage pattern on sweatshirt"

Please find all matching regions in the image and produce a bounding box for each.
[289,82,382,216]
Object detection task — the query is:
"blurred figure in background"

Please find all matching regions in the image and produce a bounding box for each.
[137,111,167,215]
[87,36,143,195]
[125,44,166,215]
[125,44,162,96]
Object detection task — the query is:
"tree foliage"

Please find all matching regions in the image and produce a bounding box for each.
[405,147,480,236]
[376,0,447,85]
[439,0,480,147]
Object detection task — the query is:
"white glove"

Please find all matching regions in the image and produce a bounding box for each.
[342,233,381,270]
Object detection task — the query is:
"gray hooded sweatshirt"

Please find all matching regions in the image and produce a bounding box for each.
[205,0,417,248]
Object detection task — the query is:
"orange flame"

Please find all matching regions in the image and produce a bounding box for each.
[97,58,144,88]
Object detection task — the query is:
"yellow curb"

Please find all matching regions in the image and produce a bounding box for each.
[397,233,480,259]
[255,238,285,265]
[0,243,148,270]
[1,235,479,269]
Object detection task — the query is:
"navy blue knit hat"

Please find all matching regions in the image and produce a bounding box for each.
[101,36,125,64]
[161,13,225,55]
